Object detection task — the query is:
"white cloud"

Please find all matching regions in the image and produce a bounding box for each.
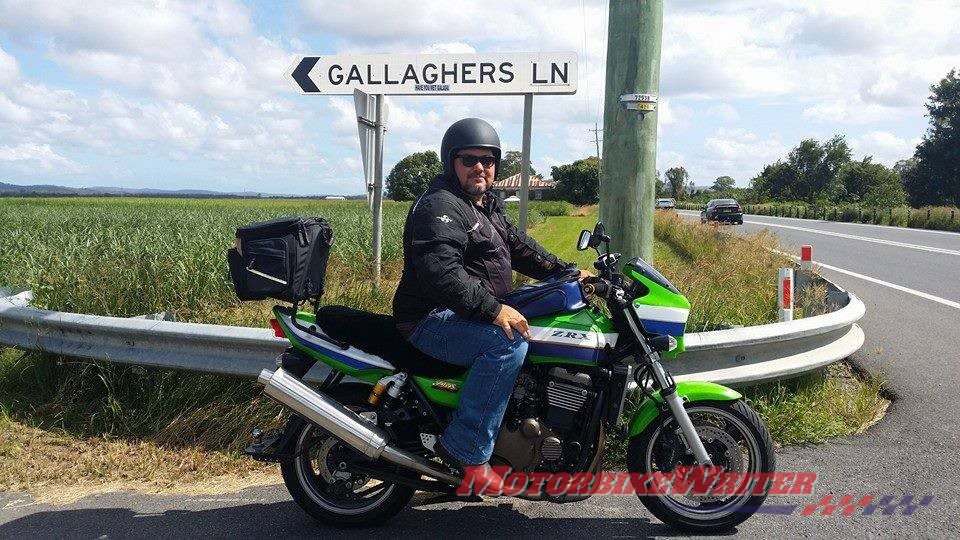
[0,142,83,172]
[707,103,740,123]
[704,128,784,162]
[0,45,18,86]
[661,8,795,98]
[658,150,687,173]
[421,42,477,55]
[298,0,532,44]
[802,98,906,125]
[792,10,885,55]
[658,98,694,127]
[0,1,207,61]
[698,128,788,184]
[850,131,919,166]
[0,93,32,123]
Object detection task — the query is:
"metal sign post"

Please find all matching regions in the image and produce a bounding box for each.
[519,93,533,231]
[371,95,385,287]
[288,52,578,277]
[353,89,388,286]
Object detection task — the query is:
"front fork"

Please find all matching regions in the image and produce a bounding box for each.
[649,357,714,467]
[622,303,713,467]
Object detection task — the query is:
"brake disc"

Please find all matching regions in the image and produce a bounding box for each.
[679,424,744,504]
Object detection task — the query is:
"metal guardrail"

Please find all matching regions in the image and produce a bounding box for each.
[0,271,864,387]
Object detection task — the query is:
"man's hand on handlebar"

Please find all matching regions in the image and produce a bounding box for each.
[580,275,611,299]
[578,268,595,281]
[494,304,531,340]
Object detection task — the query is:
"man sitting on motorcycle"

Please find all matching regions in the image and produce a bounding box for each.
[392,118,589,493]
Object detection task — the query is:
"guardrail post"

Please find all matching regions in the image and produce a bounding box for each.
[779,267,794,322]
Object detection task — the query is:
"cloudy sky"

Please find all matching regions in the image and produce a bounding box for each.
[1,1,958,194]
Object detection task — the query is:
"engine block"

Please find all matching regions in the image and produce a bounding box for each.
[545,368,593,428]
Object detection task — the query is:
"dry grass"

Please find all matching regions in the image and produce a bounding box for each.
[0,414,277,500]
[652,212,790,330]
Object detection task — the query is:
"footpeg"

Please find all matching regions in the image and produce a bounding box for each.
[243,428,288,463]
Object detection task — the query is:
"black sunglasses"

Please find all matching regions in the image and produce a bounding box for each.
[456,155,497,168]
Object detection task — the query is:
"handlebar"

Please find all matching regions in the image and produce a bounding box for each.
[581,277,610,299]
[582,276,630,309]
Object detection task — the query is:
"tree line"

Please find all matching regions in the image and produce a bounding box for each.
[386,150,599,205]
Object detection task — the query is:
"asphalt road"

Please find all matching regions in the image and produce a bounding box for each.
[3,212,959,538]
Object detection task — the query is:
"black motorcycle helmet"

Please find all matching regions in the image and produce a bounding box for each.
[440,118,502,181]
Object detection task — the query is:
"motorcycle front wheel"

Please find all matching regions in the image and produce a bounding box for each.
[627,399,775,533]
[279,383,414,527]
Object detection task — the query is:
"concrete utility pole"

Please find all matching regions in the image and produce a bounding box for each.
[599,0,662,262]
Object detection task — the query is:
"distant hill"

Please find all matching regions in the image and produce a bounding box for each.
[0,181,365,199]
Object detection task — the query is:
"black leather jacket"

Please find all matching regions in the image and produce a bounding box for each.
[392,174,570,333]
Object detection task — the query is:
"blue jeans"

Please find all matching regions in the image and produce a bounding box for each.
[407,309,528,466]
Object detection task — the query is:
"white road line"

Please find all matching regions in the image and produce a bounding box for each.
[772,249,960,310]
[677,209,960,238]
[745,212,960,237]
[741,220,960,257]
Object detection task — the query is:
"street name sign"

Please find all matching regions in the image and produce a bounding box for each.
[288,52,578,95]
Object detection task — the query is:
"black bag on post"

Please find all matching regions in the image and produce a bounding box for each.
[226,216,333,303]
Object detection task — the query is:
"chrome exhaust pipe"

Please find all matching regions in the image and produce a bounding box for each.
[258,368,462,485]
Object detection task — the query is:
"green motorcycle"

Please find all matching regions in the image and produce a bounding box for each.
[245,221,775,532]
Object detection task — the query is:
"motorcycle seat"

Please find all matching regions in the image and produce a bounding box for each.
[315,305,468,379]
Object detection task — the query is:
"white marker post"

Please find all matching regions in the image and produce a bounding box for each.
[779,267,794,322]
[287,52,578,242]
[800,244,812,273]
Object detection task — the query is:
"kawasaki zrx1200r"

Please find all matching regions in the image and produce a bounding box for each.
[245,221,775,532]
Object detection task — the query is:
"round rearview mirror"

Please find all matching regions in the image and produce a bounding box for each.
[577,230,592,251]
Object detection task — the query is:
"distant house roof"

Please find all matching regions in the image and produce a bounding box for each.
[493,173,557,190]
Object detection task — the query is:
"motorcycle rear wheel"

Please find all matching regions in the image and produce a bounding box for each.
[279,383,414,527]
[627,399,775,533]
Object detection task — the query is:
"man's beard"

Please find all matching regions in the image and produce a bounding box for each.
[461,176,490,197]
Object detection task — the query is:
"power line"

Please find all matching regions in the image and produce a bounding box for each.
[590,123,603,187]
[589,123,602,163]
[581,0,590,122]
[596,0,610,126]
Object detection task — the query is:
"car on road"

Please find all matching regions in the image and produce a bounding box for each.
[655,198,676,210]
[701,198,743,225]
